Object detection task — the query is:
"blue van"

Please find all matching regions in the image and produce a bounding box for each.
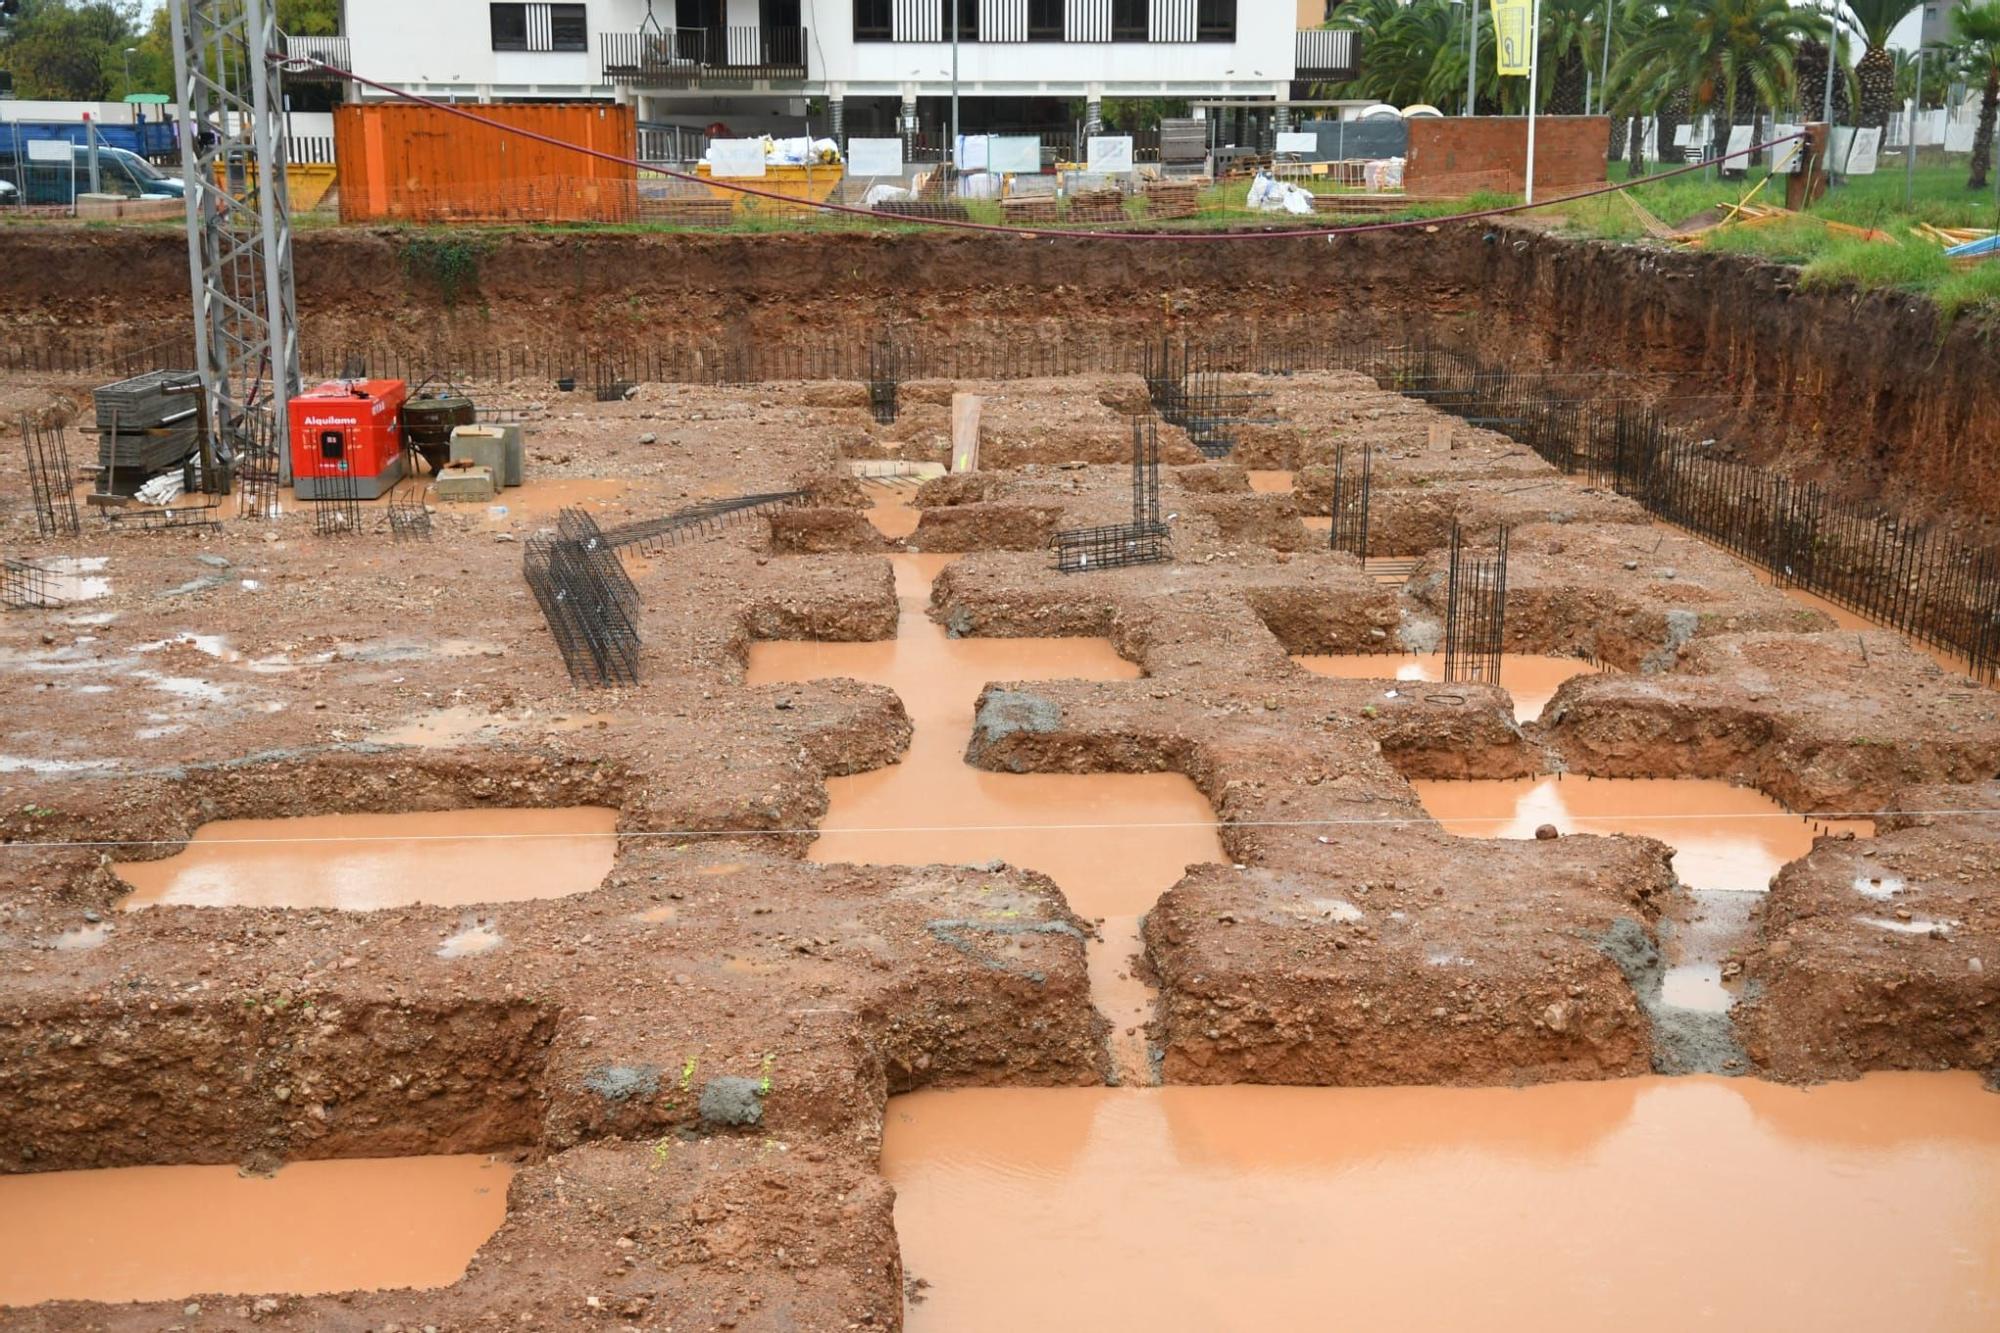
[0,144,186,206]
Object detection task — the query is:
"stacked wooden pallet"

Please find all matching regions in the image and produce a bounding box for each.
[92,370,201,477]
[638,196,734,226]
[1001,194,1061,224]
[873,200,972,222]
[1066,187,1127,223]
[1143,179,1205,219]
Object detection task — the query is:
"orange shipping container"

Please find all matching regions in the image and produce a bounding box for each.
[333,102,638,224]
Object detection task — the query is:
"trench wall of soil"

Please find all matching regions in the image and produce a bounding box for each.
[5,224,1996,516]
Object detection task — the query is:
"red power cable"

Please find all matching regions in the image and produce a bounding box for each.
[288,54,1804,244]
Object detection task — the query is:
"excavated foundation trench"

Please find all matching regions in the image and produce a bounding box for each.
[4,242,2000,1322]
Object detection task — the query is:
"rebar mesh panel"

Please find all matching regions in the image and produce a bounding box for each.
[1130,416,1162,530]
[556,508,640,614]
[1329,441,1372,559]
[235,406,282,520]
[602,491,811,555]
[1442,523,1509,687]
[1,558,58,610]
[866,336,905,425]
[21,410,81,538]
[309,442,361,538]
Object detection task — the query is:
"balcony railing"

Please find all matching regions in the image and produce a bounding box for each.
[601,27,808,86]
[280,33,352,80]
[1295,28,1359,80]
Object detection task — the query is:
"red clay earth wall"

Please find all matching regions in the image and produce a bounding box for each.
[1,223,1996,518]
[1404,115,1611,196]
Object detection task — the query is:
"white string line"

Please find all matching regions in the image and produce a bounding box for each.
[1,807,1982,854]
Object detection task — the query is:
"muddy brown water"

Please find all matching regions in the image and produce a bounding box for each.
[0,1154,511,1306]
[1414,776,1873,1012]
[1411,777,1869,893]
[883,1075,2000,1331]
[1295,652,1598,722]
[115,807,619,910]
[746,549,1223,1081]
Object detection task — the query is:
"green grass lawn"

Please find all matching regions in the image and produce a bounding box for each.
[1542,155,2000,319]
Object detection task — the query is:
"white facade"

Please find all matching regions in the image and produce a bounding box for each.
[339,1,1305,106]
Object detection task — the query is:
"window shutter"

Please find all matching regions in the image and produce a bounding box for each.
[980,0,1028,41]
[1066,0,1109,40]
[893,0,943,39]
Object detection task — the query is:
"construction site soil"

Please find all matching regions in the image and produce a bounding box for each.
[1,227,1999,1328]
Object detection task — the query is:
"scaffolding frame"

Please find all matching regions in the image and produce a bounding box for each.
[169,0,300,485]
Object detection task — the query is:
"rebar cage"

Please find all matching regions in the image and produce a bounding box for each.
[1442,523,1510,687]
[1054,415,1171,574]
[1329,441,1372,559]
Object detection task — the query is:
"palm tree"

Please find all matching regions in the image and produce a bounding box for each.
[1540,0,1610,114]
[1614,0,1819,166]
[1841,0,1925,129]
[1955,0,2000,190]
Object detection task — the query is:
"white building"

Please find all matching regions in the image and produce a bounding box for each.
[335,1,1358,144]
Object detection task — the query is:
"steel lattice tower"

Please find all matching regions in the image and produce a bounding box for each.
[169,0,300,494]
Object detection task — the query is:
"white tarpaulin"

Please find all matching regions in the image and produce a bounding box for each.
[1086,135,1134,173]
[849,137,904,177]
[988,135,1041,174]
[1946,118,1978,154]
[1274,131,1318,155]
[1247,171,1314,215]
[707,139,766,178]
[1832,126,1881,175]
[955,134,990,170]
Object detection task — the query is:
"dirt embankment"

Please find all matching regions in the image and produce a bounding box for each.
[2,224,1997,515]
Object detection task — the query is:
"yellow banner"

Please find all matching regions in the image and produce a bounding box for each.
[1491,0,1531,77]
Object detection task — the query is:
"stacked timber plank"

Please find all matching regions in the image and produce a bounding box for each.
[1143,179,1205,219]
[1066,187,1127,223]
[874,200,972,221]
[92,371,201,477]
[1001,194,1060,224]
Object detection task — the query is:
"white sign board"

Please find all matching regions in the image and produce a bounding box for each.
[1274,131,1318,155]
[26,139,71,163]
[707,139,766,178]
[1946,118,1977,154]
[988,135,1041,174]
[848,137,904,178]
[1919,109,1946,145]
[1724,124,1753,165]
[1770,124,1803,173]
[1844,126,1881,176]
[955,134,990,171]
[1086,134,1134,174]
[1673,124,1692,147]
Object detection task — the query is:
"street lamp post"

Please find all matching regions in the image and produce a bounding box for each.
[1467,0,1479,116]
[1524,0,1543,203]
[1821,1,1838,181]
[950,0,961,174]
[122,47,136,110]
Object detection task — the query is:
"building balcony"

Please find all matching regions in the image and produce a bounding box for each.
[1294,28,1359,81]
[280,33,352,80]
[601,27,809,88]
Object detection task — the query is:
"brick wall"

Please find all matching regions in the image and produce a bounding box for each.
[1404,116,1609,196]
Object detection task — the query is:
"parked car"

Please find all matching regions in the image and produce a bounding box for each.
[0,144,184,206]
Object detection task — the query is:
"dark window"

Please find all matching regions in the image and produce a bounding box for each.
[1028,0,1063,39]
[760,0,801,27]
[1112,0,1147,40]
[550,4,587,51]
[1195,0,1233,39]
[854,0,891,40]
[490,2,528,51]
[942,0,977,38]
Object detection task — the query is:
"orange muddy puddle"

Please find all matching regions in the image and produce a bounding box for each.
[1246,470,1295,494]
[1295,652,1599,721]
[860,478,923,540]
[0,1154,511,1307]
[116,807,619,910]
[883,1075,2000,1332]
[746,553,1223,1080]
[1410,776,1870,894]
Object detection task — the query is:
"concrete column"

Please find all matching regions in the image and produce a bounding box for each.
[1085,97,1103,135]
[900,95,918,159]
[828,97,845,145]
[1275,102,1291,135]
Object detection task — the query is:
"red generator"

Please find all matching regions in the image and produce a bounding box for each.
[289,379,409,499]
